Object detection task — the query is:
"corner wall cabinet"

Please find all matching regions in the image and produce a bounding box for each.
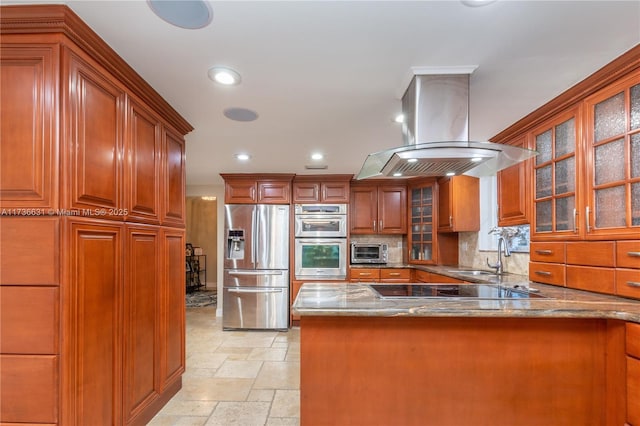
[436,175,480,233]
[0,5,192,425]
[497,134,531,226]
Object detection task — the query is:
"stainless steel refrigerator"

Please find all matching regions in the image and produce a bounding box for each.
[223,204,290,330]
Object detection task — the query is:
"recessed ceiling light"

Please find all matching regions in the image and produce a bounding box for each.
[224,108,258,122]
[311,153,324,161]
[461,0,497,7]
[148,0,213,29]
[235,153,250,161]
[208,67,241,85]
[446,172,456,177]
[394,114,405,123]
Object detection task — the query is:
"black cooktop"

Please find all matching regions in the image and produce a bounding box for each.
[370,284,545,299]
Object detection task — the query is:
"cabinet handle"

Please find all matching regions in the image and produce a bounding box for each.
[379,220,383,231]
[373,220,376,231]
[535,250,553,255]
[359,273,372,276]
[449,215,453,227]
[585,206,591,233]
[572,208,578,233]
[388,272,401,276]
[534,271,552,276]
[626,281,640,288]
[628,252,640,258]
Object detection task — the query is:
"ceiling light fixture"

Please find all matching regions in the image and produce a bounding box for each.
[311,153,324,161]
[208,67,241,85]
[235,153,250,161]
[147,0,213,29]
[224,108,258,122]
[461,0,497,7]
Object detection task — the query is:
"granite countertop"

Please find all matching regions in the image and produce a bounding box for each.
[292,274,640,323]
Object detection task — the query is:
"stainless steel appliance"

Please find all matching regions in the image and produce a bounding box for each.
[294,238,347,280]
[350,242,388,264]
[223,204,289,330]
[294,204,347,238]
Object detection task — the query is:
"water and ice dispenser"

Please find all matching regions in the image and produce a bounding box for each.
[227,229,245,260]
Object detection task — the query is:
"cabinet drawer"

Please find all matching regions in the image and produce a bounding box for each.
[530,242,565,264]
[617,241,640,269]
[380,268,411,282]
[529,262,565,285]
[0,217,59,285]
[414,270,431,283]
[0,286,58,354]
[350,268,380,281]
[617,269,640,300]
[628,356,640,426]
[627,322,640,359]
[0,354,58,424]
[565,265,615,294]
[566,241,615,267]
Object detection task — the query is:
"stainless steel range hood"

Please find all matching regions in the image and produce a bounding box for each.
[356,71,537,179]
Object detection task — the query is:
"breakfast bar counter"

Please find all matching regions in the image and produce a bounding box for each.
[293,281,636,426]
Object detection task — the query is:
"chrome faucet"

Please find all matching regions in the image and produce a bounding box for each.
[487,237,511,275]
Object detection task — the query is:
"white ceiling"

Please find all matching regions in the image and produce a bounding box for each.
[7,1,640,185]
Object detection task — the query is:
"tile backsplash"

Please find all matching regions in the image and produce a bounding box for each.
[458,232,529,276]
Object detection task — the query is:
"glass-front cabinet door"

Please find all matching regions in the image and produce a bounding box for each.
[531,107,582,240]
[584,72,640,238]
[408,181,435,263]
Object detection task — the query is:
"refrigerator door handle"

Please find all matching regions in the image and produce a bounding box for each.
[228,270,284,276]
[251,208,257,265]
[227,288,284,294]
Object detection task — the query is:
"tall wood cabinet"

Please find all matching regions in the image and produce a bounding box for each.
[0,5,192,425]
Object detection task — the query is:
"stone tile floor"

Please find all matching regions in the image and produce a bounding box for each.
[149,306,300,425]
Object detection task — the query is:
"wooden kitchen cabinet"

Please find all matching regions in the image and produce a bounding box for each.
[350,182,406,234]
[0,6,192,425]
[221,174,294,204]
[349,268,380,282]
[583,71,640,239]
[628,323,640,425]
[437,175,479,232]
[379,268,411,283]
[496,134,531,226]
[408,181,436,263]
[292,175,351,203]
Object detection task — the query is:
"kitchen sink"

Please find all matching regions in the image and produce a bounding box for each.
[448,270,497,276]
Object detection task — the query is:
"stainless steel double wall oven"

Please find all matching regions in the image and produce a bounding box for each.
[294,204,348,280]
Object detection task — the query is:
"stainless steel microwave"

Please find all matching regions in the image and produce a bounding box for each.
[294,204,347,238]
[350,242,388,264]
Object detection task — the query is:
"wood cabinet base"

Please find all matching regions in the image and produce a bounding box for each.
[300,316,625,426]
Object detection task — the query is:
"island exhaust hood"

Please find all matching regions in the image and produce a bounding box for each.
[356,69,537,179]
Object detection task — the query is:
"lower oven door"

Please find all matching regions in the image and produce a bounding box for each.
[294,238,347,280]
[223,286,289,330]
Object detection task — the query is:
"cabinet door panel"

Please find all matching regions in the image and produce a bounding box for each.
[65,50,125,214]
[64,221,122,425]
[566,265,615,294]
[378,185,406,234]
[162,128,186,225]
[293,182,320,203]
[124,226,160,421]
[322,181,350,203]
[616,269,640,299]
[350,185,377,234]
[628,356,640,426]
[162,230,185,386]
[257,181,291,204]
[0,44,58,209]
[225,179,257,204]
[529,262,565,286]
[127,99,161,223]
[497,135,529,226]
[617,240,640,268]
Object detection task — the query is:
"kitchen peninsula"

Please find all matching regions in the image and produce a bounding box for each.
[293,278,640,426]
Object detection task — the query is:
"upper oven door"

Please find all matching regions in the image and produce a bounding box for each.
[294,214,347,238]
